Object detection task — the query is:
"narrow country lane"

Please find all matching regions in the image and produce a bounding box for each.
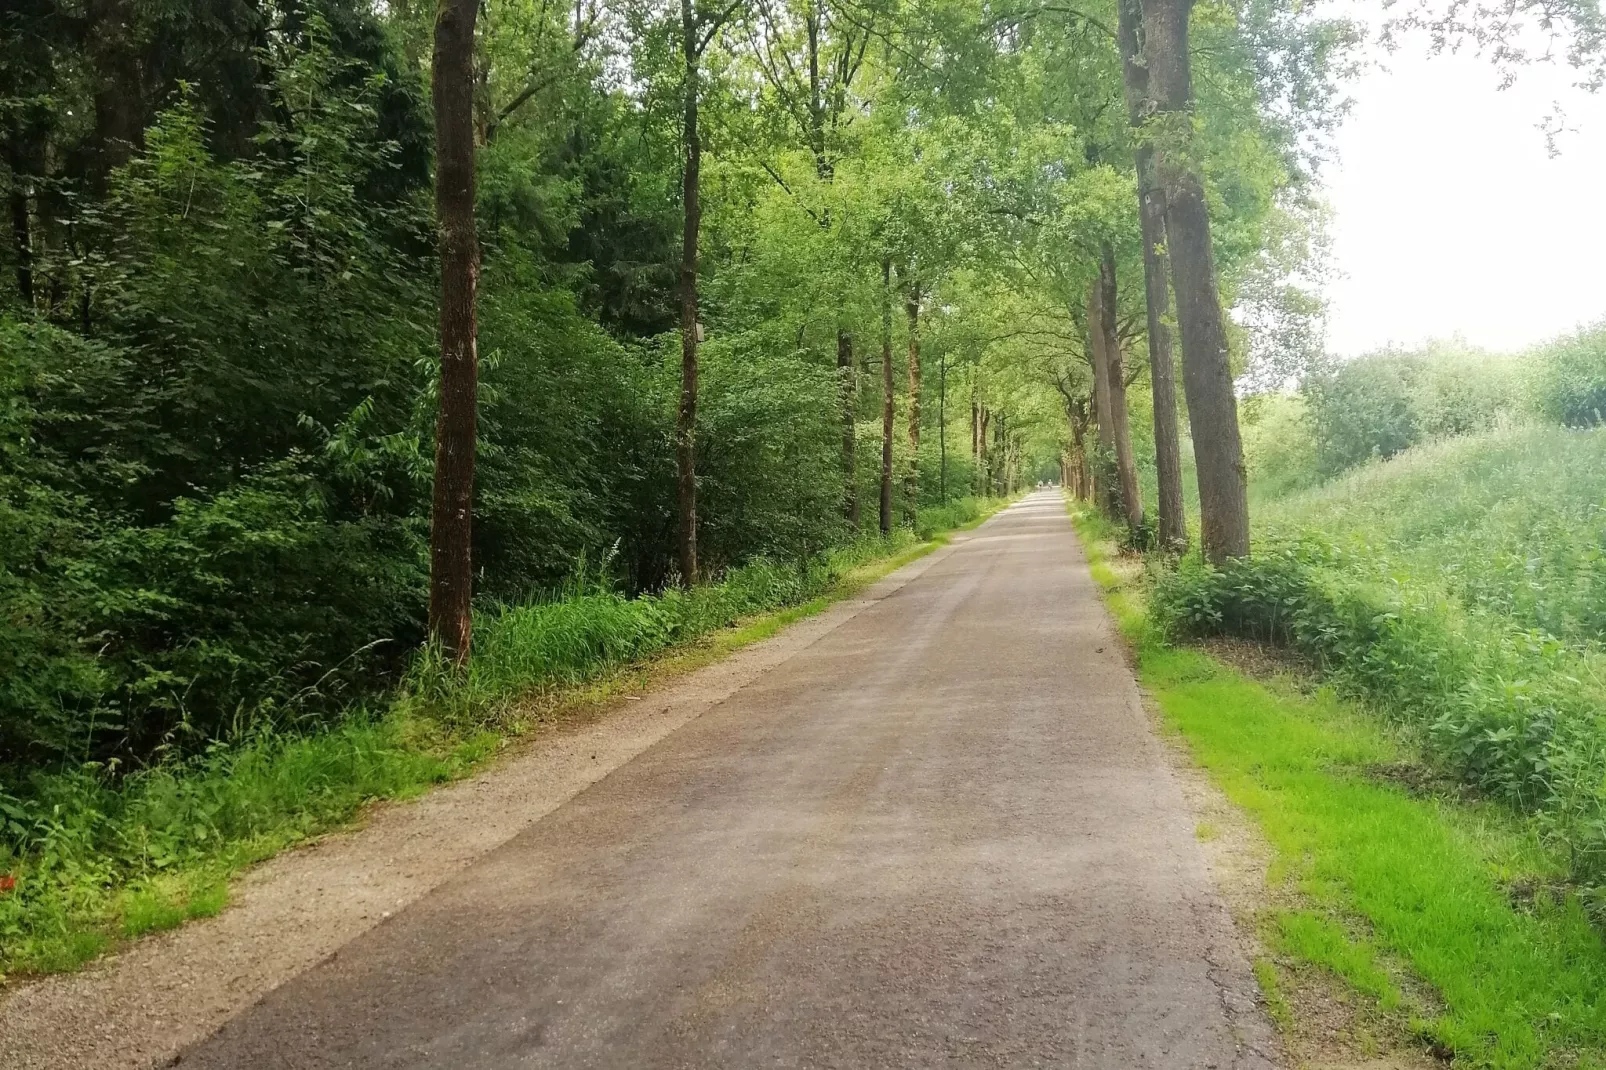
[175,491,1275,1068]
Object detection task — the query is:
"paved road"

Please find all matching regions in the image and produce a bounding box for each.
[178,492,1275,1069]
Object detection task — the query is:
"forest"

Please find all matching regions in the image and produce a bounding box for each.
[7,0,1606,1053]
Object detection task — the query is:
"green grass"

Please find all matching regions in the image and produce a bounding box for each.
[0,498,1008,982]
[1261,424,1606,645]
[1072,502,1606,1069]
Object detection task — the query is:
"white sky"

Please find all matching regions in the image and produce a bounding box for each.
[1321,28,1606,356]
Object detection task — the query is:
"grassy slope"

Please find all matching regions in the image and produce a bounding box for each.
[1074,504,1606,1070]
[0,499,1007,981]
[1260,424,1606,645]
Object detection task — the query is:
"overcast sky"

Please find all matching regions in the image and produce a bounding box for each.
[1320,28,1606,356]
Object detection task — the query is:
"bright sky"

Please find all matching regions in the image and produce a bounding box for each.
[1321,28,1606,356]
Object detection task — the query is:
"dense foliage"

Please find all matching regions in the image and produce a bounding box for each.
[0,0,1347,776]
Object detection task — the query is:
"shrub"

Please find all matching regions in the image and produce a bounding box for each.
[1301,345,1518,478]
[1153,546,1606,885]
[1530,321,1606,428]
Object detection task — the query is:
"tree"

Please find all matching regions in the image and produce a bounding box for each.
[1115,0,1185,551]
[741,0,877,526]
[1139,0,1250,563]
[903,269,922,521]
[429,0,482,662]
[1097,242,1145,536]
[880,257,895,534]
[675,0,744,585]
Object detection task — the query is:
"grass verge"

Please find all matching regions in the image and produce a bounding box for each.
[0,498,1008,983]
[1070,501,1606,1070]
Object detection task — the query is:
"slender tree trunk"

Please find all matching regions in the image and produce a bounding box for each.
[938,349,947,502]
[989,411,1002,494]
[904,277,921,522]
[1116,0,1187,551]
[879,258,894,535]
[87,0,144,187]
[10,184,32,307]
[1142,0,1249,562]
[1086,283,1117,517]
[675,0,701,585]
[970,398,979,461]
[428,0,482,663]
[1100,243,1146,537]
[970,406,982,494]
[838,328,858,525]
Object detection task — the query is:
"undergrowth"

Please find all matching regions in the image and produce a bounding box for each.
[1148,427,1606,895]
[1261,425,1606,645]
[0,499,1001,979]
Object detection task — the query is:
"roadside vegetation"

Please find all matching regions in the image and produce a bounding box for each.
[1,0,1354,979]
[1072,322,1606,1067]
[0,504,999,979]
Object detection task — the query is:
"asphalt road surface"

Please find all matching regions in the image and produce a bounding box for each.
[176,491,1276,1069]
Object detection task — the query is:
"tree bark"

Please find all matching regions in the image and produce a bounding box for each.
[675,0,701,585]
[838,328,858,525]
[1116,0,1187,552]
[978,406,991,493]
[938,349,947,502]
[1086,282,1117,517]
[1141,0,1249,563]
[10,184,32,307]
[87,0,144,187]
[428,0,482,663]
[879,258,894,534]
[904,277,921,522]
[1099,243,1146,537]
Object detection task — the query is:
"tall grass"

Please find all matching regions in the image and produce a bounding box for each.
[1262,425,1606,645]
[1153,425,1606,891]
[0,507,997,978]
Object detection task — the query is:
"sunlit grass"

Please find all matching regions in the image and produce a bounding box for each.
[1072,501,1606,1069]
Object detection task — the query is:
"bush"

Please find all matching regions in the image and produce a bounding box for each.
[1301,345,1518,478]
[1261,426,1606,645]
[1530,321,1606,428]
[1153,545,1606,885]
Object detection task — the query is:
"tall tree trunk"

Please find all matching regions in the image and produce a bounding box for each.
[428,0,482,663]
[904,277,921,522]
[1100,243,1146,537]
[1116,0,1187,552]
[87,0,144,187]
[838,328,858,525]
[938,349,947,502]
[1086,283,1117,517]
[9,184,32,307]
[675,0,701,585]
[978,406,991,494]
[989,411,1002,491]
[1142,0,1249,563]
[879,258,894,534]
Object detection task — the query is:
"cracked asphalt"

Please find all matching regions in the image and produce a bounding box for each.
[174,491,1277,1069]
